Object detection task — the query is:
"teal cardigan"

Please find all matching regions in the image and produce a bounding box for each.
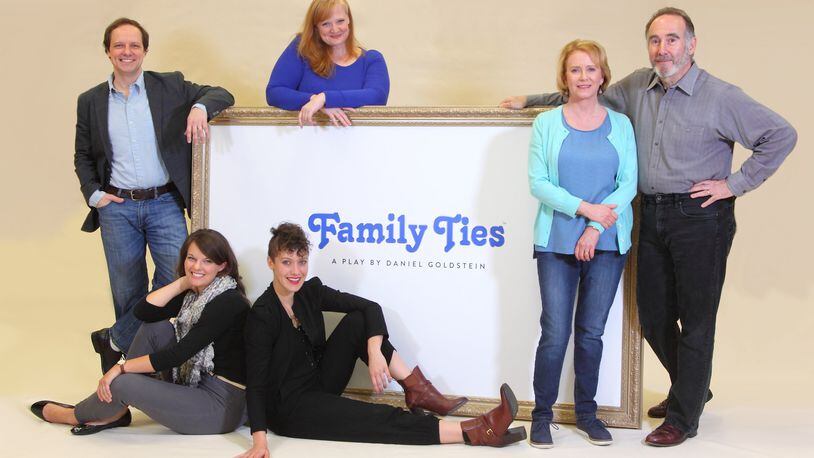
[528,106,638,254]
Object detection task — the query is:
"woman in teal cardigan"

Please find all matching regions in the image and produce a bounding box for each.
[526,39,637,449]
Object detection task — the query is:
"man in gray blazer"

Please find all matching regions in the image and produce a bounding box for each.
[75,18,234,373]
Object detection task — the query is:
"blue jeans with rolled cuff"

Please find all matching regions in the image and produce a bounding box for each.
[97,191,188,352]
[531,250,627,423]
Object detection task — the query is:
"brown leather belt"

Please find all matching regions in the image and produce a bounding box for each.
[105,183,175,201]
[216,375,246,390]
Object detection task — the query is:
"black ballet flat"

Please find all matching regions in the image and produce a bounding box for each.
[30,400,75,422]
[70,409,132,436]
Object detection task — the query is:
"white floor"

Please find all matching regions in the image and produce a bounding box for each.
[4,290,812,457]
[6,393,811,457]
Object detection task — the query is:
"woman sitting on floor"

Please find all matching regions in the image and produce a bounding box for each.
[239,223,526,457]
[31,229,250,435]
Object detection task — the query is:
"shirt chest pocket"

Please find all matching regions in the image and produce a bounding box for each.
[665,122,706,154]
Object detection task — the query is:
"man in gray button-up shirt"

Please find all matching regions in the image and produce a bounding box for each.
[502,6,796,447]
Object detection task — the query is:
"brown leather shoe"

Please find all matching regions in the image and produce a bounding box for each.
[647,391,713,418]
[461,383,526,447]
[397,366,468,416]
[645,423,693,447]
[647,398,669,418]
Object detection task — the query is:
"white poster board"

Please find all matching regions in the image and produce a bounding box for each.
[193,107,641,427]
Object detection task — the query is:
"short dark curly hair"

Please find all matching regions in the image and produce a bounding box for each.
[268,223,312,259]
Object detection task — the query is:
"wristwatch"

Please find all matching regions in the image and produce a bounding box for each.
[117,359,127,374]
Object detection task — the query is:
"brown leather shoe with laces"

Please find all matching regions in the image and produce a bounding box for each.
[647,391,713,418]
[398,366,468,416]
[647,398,670,418]
[645,423,694,447]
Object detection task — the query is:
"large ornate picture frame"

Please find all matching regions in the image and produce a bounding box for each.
[192,107,642,428]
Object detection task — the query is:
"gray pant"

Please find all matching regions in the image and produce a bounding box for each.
[74,321,246,434]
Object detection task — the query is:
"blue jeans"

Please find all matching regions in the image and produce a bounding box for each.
[531,250,627,422]
[637,194,736,434]
[97,191,187,352]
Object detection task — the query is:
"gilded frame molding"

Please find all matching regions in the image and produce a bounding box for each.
[191,106,642,428]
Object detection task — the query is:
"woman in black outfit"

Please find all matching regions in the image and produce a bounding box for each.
[239,223,526,458]
[31,229,249,435]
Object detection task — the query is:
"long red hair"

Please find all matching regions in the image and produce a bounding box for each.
[297,0,361,78]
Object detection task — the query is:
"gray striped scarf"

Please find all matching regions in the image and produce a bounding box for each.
[173,275,237,387]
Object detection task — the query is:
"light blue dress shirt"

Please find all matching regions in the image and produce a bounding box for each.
[88,72,205,207]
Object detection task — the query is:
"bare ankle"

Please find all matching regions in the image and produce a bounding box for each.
[43,403,78,425]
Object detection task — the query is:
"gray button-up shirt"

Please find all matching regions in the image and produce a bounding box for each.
[527,63,797,196]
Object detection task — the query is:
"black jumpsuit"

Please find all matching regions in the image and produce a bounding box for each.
[245,277,440,445]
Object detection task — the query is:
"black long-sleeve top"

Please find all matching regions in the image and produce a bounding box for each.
[245,277,388,433]
[134,288,249,384]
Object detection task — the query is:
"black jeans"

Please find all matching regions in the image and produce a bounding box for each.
[637,193,736,434]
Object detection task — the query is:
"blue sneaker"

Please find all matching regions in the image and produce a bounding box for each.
[529,421,558,448]
[576,418,613,446]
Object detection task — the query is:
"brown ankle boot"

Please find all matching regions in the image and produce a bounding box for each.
[397,366,468,416]
[461,383,527,447]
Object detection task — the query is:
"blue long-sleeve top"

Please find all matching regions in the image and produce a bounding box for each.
[528,106,638,254]
[265,37,389,110]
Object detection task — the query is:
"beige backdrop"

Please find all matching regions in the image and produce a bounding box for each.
[1,0,811,412]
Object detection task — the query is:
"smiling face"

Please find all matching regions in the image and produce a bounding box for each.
[647,14,696,82]
[268,250,309,297]
[106,24,146,80]
[184,242,227,293]
[564,50,604,102]
[316,4,350,48]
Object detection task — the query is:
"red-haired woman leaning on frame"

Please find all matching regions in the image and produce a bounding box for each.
[265,0,389,127]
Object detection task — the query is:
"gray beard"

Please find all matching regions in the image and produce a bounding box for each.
[654,65,678,79]
[653,51,692,79]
